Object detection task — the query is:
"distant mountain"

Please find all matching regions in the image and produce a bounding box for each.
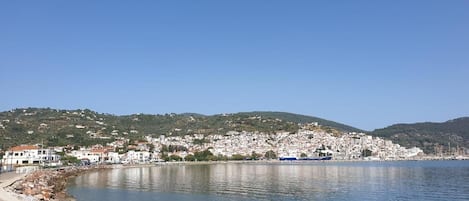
[179,113,206,117]
[371,117,469,154]
[2,108,466,154]
[0,108,353,149]
[236,111,363,133]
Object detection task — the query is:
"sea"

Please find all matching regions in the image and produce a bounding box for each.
[67,160,469,201]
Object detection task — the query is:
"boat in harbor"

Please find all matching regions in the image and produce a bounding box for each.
[279,157,298,161]
[298,156,332,160]
[279,145,333,161]
[279,156,332,161]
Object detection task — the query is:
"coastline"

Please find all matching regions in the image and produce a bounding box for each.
[1,165,113,201]
[2,164,171,201]
[3,158,467,201]
[0,172,27,201]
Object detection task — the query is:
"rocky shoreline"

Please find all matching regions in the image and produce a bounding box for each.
[7,165,112,201]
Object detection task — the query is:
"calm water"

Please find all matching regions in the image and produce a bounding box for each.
[68,161,469,201]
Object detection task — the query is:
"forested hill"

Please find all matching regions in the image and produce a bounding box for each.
[371,117,469,154]
[0,108,354,148]
[237,112,363,133]
[2,108,467,154]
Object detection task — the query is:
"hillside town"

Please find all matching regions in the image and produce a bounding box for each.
[1,122,428,169]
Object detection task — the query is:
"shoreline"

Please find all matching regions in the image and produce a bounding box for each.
[2,165,113,201]
[0,172,27,201]
[3,158,467,201]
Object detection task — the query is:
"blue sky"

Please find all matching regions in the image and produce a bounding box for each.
[1,1,468,130]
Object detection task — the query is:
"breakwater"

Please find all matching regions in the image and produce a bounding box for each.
[9,166,111,201]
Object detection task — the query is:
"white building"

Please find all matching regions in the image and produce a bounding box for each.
[124,150,151,164]
[1,145,61,166]
[69,148,108,164]
[106,152,121,164]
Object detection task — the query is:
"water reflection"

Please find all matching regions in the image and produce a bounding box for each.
[69,161,469,201]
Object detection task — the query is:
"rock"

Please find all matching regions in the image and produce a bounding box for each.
[14,165,112,201]
[34,193,44,200]
[15,184,24,191]
[42,189,52,200]
[24,187,34,195]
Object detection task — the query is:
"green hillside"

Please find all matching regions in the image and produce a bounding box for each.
[237,111,363,132]
[0,108,352,149]
[2,107,466,154]
[371,117,469,154]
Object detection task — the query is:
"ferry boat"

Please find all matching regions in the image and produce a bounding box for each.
[298,156,332,160]
[279,156,332,161]
[279,156,298,161]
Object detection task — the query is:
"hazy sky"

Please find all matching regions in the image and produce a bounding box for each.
[1,1,468,130]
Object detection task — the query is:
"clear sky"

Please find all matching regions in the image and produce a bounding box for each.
[1,1,468,130]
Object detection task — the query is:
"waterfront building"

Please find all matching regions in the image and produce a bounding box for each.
[70,149,102,163]
[1,145,61,166]
[123,150,151,164]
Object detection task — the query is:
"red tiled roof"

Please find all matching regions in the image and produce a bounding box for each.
[9,145,40,151]
[91,149,107,153]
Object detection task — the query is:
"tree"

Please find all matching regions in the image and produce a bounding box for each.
[217,154,228,161]
[250,151,262,160]
[160,152,169,161]
[161,145,169,152]
[264,150,277,159]
[207,155,218,161]
[169,154,182,161]
[60,155,80,166]
[193,138,210,145]
[194,149,214,161]
[184,154,195,161]
[230,154,245,160]
[362,149,373,157]
[300,153,308,158]
[168,145,187,152]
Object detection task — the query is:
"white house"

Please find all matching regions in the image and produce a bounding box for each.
[105,152,121,164]
[124,150,151,164]
[69,148,108,164]
[1,145,61,166]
